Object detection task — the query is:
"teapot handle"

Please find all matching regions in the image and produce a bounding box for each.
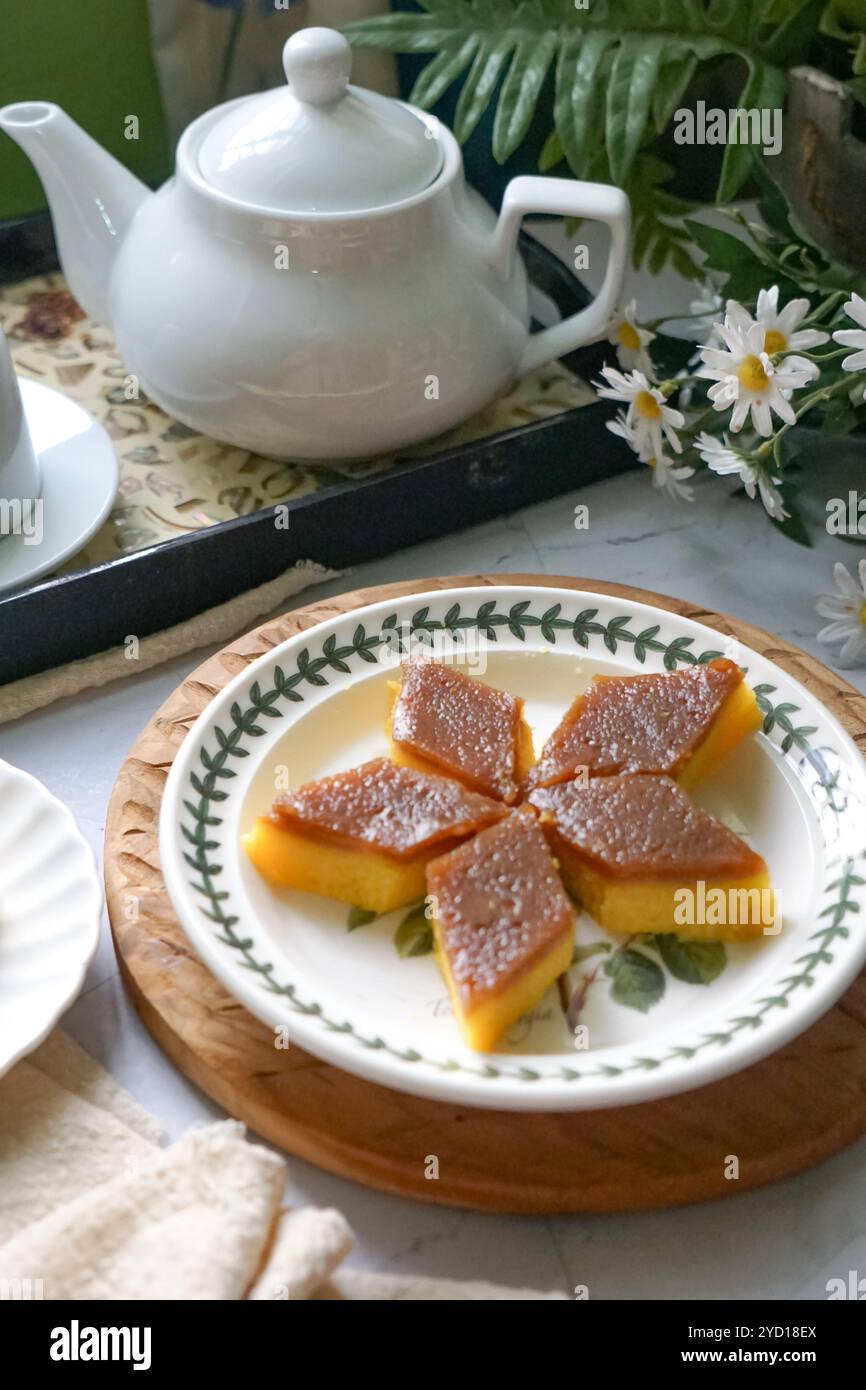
[490,176,631,377]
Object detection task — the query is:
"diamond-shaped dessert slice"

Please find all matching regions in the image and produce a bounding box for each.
[426,811,576,1051]
[530,774,775,942]
[524,658,761,793]
[388,659,534,803]
[243,757,506,914]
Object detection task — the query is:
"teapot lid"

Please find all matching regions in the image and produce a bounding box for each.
[196,27,442,215]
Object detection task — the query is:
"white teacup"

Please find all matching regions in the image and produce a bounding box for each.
[0,326,42,540]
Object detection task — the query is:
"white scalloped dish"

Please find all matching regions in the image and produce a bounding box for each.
[0,759,102,1077]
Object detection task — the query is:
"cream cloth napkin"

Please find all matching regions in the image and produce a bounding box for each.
[0,560,336,729]
[0,1032,566,1301]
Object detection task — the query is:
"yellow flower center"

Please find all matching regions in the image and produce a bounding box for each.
[737,354,770,393]
[860,602,866,628]
[763,329,787,354]
[647,457,657,468]
[618,321,641,351]
[635,390,662,420]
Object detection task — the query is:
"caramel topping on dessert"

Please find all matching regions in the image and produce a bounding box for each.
[390,659,531,803]
[525,658,746,790]
[530,774,766,881]
[269,757,505,860]
[428,812,575,1018]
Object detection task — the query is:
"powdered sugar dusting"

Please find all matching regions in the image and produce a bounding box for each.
[530,774,765,880]
[272,757,505,858]
[427,813,575,1003]
[526,659,741,789]
[392,659,522,801]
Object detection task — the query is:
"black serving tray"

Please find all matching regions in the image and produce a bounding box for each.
[0,212,627,687]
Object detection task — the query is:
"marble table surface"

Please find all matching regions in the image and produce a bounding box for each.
[2,228,865,1301]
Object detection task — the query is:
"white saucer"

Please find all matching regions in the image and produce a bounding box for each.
[0,379,118,595]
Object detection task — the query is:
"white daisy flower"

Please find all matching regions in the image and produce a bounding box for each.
[695,433,789,520]
[697,318,818,436]
[595,366,684,462]
[651,453,695,503]
[726,287,828,354]
[816,560,866,666]
[607,411,693,502]
[606,408,638,450]
[833,293,866,400]
[607,300,656,377]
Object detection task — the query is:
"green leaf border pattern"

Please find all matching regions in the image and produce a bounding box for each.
[181,599,863,1085]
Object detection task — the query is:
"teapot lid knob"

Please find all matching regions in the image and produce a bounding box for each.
[283,28,352,106]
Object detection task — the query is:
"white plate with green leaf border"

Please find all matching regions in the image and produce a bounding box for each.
[0,759,102,1079]
[159,585,866,1112]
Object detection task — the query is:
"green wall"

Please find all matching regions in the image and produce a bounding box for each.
[0,0,171,219]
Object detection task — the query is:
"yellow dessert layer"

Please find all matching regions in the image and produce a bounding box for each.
[242,817,428,915]
[677,680,763,790]
[557,855,775,943]
[514,716,536,783]
[432,917,574,1052]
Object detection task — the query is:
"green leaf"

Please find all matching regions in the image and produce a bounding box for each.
[628,154,703,281]
[770,501,813,547]
[554,30,611,178]
[395,903,434,958]
[651,52,698,134]
[341,14,461,54]
[604,947,666,1013]
[453,35,515,143]
[347,905,376,932]
[493,31,558,163]
[686,219,771,301]
[716,59,786,203]
[762,0,814,20]
[605,35,665,185]
[538,128,564,172]
[653,934,727,985]
[410,37,479,110]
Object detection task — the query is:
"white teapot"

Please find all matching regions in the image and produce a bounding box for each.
[0,27,629,460]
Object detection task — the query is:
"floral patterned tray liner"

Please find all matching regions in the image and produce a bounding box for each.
[0,275,595,575]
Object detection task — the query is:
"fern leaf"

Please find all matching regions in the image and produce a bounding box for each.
[715,59,786,203]
[341,12,459,54]
[492,31,558,163]
[554,30,612,177]
[629,154,704,282]
[453,36,516,143]
[651,53,698,134]
[344,0,803,214]
[606,35,665,185]
[409,36,480,109]
[705,0,762,39]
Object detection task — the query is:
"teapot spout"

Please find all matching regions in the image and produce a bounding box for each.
[0,102,150,326]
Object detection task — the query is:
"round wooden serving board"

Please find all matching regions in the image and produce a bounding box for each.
[105,575,866,1214]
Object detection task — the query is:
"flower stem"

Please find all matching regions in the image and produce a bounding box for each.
[808,290,847,324]
[762,375,858,459]
[797,347,848,364]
